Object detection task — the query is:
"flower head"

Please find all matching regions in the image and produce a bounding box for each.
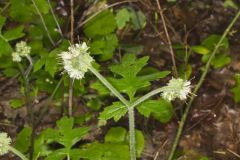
[0,132,11,155]
[12,41,31,62]
[161,78,191,101]
[60,42,94,79]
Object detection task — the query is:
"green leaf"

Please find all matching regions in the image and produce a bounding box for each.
[90,33,118,61]
[3,68,18,77]
[199,34,230,68]
[199,157,209,160]
[45,50,59,77]
[120,44,144,55]
[91,80,110,96]
[110,54,148,77]
[191,45,210,55]
[10,98,25,109]
[224,0,238,9]
[80,142,130,160]
[86,98,102,111]
[115,8,130,29]
[0,37,12,56]
[105,127,127,143]
[3,26,25,41]
[45,148,67,160]
[15,127,32,153]
[9,0,34,22]
[34,56,46,72]
[99,102,127,122]
[129,9,146,30]
[34,0,49,14]
[231,74,240,103]
[179,64,192,80]
[29,26,44,40]
[0,15,6,32]
[93,54,169,100]
[110,54,168,100]
[202,53,231,68]
[135,130,145,157]
[56,117,90,149]
[137,99,173,123]
[84,10,117,38]
[202,34,229,51]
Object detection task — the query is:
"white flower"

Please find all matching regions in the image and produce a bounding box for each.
[12,41,31,62]
[0,132,11,155]
[60,42,94,79]
[161,78,191,101]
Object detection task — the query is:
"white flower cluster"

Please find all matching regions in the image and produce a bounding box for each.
[60,42,94,79]
[0,132,11,156]
[161,78,191,101]
[12,41,31,62]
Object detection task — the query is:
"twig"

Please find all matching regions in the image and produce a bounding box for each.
[68,0,74,117]
[70,0,74,43]
[155,0,178,77]
[226,148,240,158]
[167,11,240,160]
[31,0,55,46]
[47,0,63,37]
[76,0,139,30]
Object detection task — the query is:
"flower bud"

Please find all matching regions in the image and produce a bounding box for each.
[0,132,11,156]
[60,42,94,80]
[12,41,31,62]
[161,78,191,101]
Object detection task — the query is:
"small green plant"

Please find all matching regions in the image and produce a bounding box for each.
[60,42,192,160]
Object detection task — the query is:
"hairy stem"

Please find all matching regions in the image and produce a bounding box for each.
[17,63,34,160]
[128,107,136,160]
[167,10,240,160]
[129,87,165,110]
[9,146,28,160]
[88,65,129,106]
[88,65,137,160]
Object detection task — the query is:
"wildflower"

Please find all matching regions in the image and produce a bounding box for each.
[0,132,11,156]
[60,42,94,80]
[12,41,31,62]
[161,78,191,101]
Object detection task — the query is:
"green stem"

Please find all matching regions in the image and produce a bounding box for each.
[167,10,240,160]
[9,146,28,160]
[88,65,129,107]
[128,107,136,160]
[129,87,165,110]
[88,65,138,160]
[17,63,34,159]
